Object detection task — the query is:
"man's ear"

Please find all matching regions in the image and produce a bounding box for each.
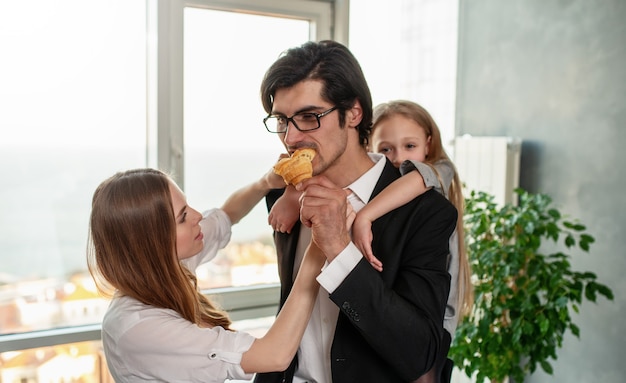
[346,100,363,129]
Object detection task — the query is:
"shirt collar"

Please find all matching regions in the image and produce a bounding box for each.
[345,153,386,204]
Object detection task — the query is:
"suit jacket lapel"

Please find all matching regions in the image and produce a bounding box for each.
[371,159,400,197]
[370,159,401,230]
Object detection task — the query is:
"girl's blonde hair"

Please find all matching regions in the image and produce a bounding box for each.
[372,100,474,318]
[87,168,231,329]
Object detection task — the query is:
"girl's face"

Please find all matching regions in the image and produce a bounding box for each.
[169,180,204,260]
[370,114,431,168]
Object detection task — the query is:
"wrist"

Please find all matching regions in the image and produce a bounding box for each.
[264,173,284,190]
[321,235,351,262]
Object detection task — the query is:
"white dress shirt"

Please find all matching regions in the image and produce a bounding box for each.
[293,153,386,383]
[102,208,256,383]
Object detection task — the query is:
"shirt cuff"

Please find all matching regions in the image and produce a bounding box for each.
[316,242,362,293]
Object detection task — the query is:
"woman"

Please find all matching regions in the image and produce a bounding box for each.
[87,168,326,382]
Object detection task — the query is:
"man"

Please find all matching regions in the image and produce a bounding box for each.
[256,40,457,383]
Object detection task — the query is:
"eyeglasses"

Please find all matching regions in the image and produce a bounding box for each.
[263,106,338,133]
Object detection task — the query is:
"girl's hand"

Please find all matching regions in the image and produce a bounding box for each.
[352,213,383,272]
[269,195,299,233]
[268,185,302,233]
[345,200,356,230]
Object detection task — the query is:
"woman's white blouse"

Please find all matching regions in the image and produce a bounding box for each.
[102,208,256,382]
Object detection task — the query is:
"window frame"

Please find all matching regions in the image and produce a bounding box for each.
[0,284,280,352]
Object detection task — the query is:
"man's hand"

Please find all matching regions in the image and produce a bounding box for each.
[296,176,352,261]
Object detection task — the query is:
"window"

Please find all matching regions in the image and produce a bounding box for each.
[0,0,147,334]
[0,0,331,331]
[349,0,459,150]
[183,7,310,289]
[1,0,332,380]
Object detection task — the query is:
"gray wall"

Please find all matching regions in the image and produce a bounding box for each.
[456,1,625,382]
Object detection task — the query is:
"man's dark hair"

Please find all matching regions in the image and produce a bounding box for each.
[260,40,373,147]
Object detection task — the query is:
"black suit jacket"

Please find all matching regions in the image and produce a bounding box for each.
[255,159,457,383]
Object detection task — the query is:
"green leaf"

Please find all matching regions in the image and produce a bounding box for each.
[597,284,615,300]
[581,272,597,279]
[563,221,585,231]
[546,222,560,241]
[585,283,598,302]
[547,208,560,219]
[555,296,568,307]
[580,234,595,244]
[539,317,550,334]
[570,323,580,337]
[540,360,554,374]
[580,240,590,251]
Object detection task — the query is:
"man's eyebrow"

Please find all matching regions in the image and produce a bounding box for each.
[272,105,322,116]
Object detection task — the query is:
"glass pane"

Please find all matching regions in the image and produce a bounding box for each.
[0,0,147,334]
[0,341,114,382]
[349,0,459,148]
[184,9,310,288]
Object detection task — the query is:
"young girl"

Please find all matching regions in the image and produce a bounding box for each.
[87,168,326,383]
[352,100,473,338]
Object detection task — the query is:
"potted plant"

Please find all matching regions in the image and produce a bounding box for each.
[450,189,614,383]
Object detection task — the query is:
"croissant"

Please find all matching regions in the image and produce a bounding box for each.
[273,148,316,185]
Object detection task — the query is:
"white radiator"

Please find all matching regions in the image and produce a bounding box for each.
[453,135,522,206]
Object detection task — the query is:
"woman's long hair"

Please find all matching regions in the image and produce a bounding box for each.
[87,168,231,329]
[372,101,474,318]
